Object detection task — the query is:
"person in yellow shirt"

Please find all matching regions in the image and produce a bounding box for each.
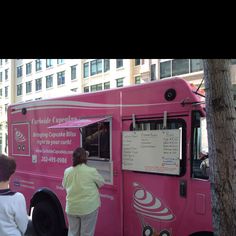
[62,147,105,236]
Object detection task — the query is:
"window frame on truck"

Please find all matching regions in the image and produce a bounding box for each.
[127,118,187,177]
[81,120,111,161]
[49,115,113,184]
[191,110,209,180]
[80,116,113,185]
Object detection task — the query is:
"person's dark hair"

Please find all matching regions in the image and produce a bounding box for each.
[0,154,16,182]
[72,147,87,167]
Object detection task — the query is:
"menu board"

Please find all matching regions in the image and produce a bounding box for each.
[122,129,182,175]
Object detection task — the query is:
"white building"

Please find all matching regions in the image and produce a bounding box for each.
[0,59,15,154]
[3,58,235,155]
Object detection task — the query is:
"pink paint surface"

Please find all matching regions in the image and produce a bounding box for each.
[8,78,212,236]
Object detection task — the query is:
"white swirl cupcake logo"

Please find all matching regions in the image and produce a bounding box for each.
[15,128,26,151]
[133,182,174,236]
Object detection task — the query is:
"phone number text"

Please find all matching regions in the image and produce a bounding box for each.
[41,156,67,164]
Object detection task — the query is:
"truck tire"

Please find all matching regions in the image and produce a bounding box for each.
[160,230,170,236]
[142,225,153,236]
[32,201,63,236]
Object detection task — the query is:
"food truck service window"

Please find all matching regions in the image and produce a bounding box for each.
[48,116,112,184]
[82,121,110,161]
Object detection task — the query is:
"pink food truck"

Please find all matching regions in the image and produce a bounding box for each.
[8,77,213,236]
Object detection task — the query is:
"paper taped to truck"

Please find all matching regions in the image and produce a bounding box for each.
[122,128,182,175]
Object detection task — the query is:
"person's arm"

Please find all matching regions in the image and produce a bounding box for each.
[93,169,105,188]
[14,193,29,235]
[86,130,101,143]
[62,169,67,189]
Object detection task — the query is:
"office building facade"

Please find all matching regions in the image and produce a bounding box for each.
[2,58,235,155]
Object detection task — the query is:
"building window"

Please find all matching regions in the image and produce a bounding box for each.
[190,59,203,72]
[0,59,2,65]
[0,133,2,153]
[26,81,32,93]
[17,84,23,96]
[57,71,65,85]
[17,66,23,78]
[5,134,8,154]
[46,75,53,88]
[35,78,42,91]
[151,64,156,81]
[84,62,89,78]
[71,88,77,92]
[71,65,77,80]
[0,72,2,82]
[104,59,110,72]
[35,59,42,71]
[90,83,102,92]
[231,59,236,65]
[4,104,8,113]
[5,86,8,97]
[26,62,32,75]
[135,59,141,66]
[116,59,123,68]
[46,59,53,68]
[97,83,102,91]
[84,86,89,93]
[90,59,102,76]
[172,59,189,76]
[116,78,124,87]
[5,59,8,63]
[104,82,110,90]
[0,88,2,96]
[135,76,141,84]
[160,61,171,79]
[161,59,203,79]
[57,59,64,64]
[91,85,96,92]
[5,69,8,81]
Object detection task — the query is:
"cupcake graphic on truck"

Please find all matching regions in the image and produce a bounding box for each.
[133,182,175,236]
[12,123,30,156]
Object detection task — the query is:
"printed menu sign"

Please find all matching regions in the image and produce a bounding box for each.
[122,129,182,175]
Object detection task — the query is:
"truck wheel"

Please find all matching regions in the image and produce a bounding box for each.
[32,201,62,236]
[160,230,170,236]
[143,225,153,236]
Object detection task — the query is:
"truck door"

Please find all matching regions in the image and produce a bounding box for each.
[122,117,188,236]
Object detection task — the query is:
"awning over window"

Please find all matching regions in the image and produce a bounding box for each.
[48,116,111,129]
